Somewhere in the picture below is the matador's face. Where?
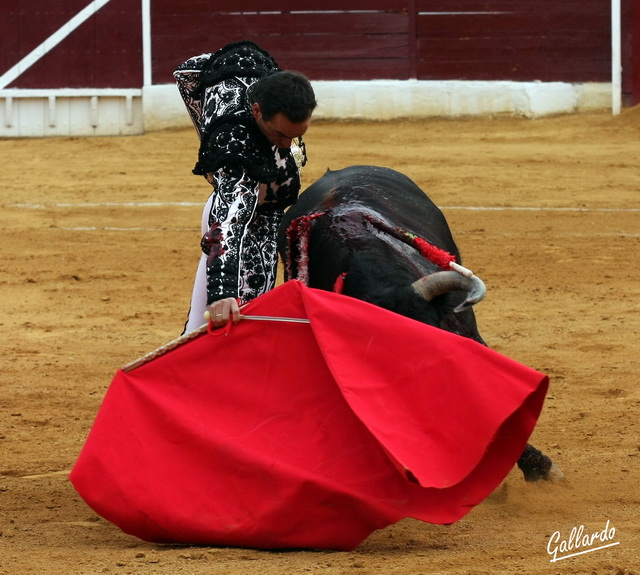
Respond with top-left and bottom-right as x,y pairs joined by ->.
252,103 -> 311,150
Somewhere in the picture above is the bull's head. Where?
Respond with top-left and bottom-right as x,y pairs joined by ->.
338,240 -> 487,343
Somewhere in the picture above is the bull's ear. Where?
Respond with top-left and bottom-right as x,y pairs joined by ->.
412,271 -> 486,311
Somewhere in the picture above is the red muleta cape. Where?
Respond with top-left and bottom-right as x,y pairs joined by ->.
69,280 -> 548,550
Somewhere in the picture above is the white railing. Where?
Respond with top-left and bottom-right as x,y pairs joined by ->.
0,89 -> 143,136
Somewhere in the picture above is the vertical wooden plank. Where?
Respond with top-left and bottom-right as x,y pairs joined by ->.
622,0 -> 640,105
1,0 -> 20,75
634,0 -> 640,104
408,0 -> 417,79
93,0 -> 142,87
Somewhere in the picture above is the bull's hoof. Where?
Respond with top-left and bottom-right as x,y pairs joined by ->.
544,463 -> 565,483
517,445 -> 564,483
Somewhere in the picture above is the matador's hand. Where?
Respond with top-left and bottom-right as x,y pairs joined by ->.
204,297 -> 241,327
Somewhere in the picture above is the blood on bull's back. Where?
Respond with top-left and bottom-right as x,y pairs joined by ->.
281,165 -> 457,253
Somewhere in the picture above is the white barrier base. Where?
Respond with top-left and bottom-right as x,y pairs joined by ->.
0,81 -> 612,137
143,80 -> 612,131
0,89 -> 143,137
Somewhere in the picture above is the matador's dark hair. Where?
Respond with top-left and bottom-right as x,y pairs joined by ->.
250,71 -> 317,123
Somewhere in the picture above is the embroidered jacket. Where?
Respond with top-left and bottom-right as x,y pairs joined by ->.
175,41 -> 307,304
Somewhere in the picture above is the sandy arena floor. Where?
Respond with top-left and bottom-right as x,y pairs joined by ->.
1,109 -> 639,574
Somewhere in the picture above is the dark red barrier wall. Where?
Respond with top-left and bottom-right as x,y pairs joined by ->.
1,0 -> 637,105
150,1 -> 413,84
622,0 -> 640,105
151,1 -> 612,84
1,0 -> 142,89
414,0 -> 611,82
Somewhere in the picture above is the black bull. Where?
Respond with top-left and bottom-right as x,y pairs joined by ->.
277,165 -> 562,482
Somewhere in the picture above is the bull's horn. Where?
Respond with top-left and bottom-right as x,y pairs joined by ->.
411,271 -> 486,312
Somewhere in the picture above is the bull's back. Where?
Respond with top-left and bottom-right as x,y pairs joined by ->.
280,165 -> 453,251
